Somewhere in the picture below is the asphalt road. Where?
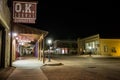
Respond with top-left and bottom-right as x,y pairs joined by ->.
41,55 -> 120,80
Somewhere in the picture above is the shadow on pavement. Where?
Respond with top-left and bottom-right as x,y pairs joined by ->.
43,63 -> 63,66
0,67 -> 16,80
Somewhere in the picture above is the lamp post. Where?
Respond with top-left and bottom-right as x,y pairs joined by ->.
89,46 -> 92,56
47,39 -> 52,62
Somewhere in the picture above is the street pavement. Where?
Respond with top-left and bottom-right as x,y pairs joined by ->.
1,55 -> 120,80
41,55 -> 120,80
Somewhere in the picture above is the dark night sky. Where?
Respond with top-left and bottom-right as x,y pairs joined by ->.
18,0 -> 120,40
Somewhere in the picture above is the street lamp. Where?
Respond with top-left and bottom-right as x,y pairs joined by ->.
47,39 -> 52,62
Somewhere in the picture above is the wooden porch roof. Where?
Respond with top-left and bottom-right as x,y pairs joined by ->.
13,23 -> 48,36
13,23 -> 48,42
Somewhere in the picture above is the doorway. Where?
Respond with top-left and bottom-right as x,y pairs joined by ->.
0,24 -> 6,68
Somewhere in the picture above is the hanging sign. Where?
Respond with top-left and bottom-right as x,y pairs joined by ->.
13,1 -> 37,23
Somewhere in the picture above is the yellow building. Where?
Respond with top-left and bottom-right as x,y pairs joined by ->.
77,34 -> 120,56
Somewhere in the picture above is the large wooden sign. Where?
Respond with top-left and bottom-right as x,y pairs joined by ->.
13,1 -> 37,23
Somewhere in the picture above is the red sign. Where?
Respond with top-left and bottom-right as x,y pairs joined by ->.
13,1 -> 37,23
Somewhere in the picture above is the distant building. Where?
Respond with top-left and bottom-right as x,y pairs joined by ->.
53,40 -> 78,54
77,34 -> 120,56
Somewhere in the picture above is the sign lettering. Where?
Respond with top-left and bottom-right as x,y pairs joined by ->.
25,4 -> 32,13
13,1 -> 37,23
15,3 -> 22,12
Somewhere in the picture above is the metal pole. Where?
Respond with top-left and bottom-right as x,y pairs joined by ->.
10,0 -> 13,67
48,45 -> 51,62
43,35 -> 45,64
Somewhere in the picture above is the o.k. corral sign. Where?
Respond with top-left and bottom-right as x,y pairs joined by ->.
13,1 -> 37,23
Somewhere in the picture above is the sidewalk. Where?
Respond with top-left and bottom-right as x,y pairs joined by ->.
0,67 -> 15,80
6,58 -> 62,80
7,68 -> 48,80
6,57 -> 48,80
78,54 -> 120,58
0,57 -> 62,80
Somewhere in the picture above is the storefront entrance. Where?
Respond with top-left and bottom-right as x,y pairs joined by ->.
0,24 -> 6,68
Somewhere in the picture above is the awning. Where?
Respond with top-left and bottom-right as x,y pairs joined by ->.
13,23 -> 48,45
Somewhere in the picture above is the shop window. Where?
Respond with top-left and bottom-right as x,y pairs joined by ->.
104,46 -> 108,52
111,47 -> 116,53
